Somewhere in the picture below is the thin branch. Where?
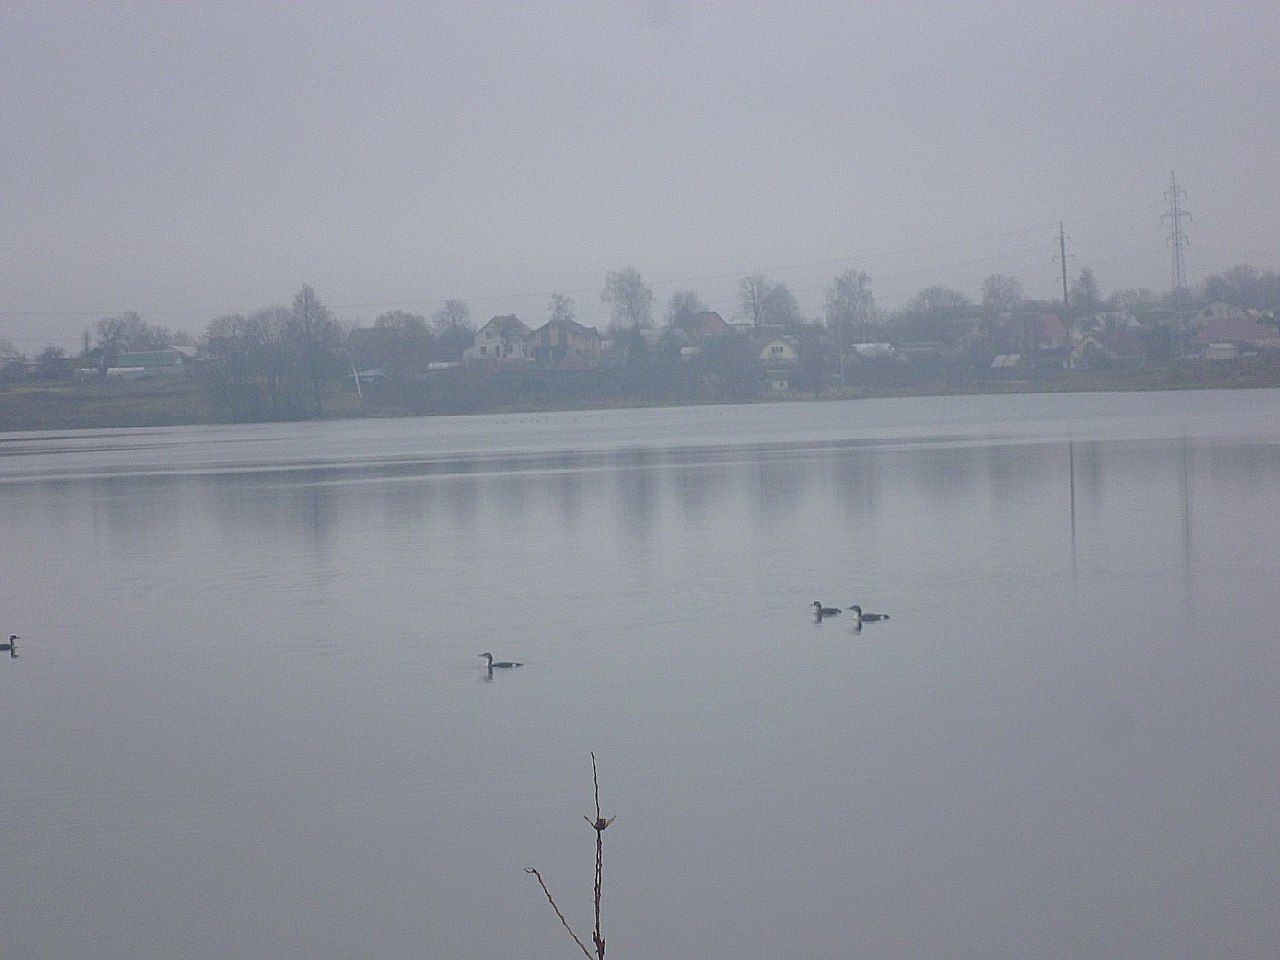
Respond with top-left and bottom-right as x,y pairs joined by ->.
592,751 -> 601,822
590,752 -> 606,960
524,868 -> 593,960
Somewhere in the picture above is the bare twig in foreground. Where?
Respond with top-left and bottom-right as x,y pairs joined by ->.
527,752 -> 616,959
524,867 -> 592,960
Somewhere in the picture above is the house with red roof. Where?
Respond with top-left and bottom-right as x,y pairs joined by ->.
1191,315 -> 1280,360
1032,313 -> 1069,350
680,311 -> 731,339
527,318 -> 604,368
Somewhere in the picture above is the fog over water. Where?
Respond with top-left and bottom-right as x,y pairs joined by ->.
2,390 -> 1278,959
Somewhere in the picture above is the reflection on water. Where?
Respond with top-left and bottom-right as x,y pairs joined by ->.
2,392 -> 1280,960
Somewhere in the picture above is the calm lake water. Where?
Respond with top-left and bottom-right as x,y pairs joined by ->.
2,391 -> 1278,960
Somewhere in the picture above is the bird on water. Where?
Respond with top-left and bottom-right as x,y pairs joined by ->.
1,635 -> 17,658
812,601 -> 841,618
848,605 -> 889,623
479,652 -> 523,669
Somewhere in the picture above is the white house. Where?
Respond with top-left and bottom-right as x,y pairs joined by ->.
851,342 -> 895,360
757,336 -> 799,365
105,349 -> 191,379
757,336 -> 800,392
465,315 -> 532,363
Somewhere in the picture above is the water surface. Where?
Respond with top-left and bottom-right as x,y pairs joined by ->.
2,391 -> 1278,959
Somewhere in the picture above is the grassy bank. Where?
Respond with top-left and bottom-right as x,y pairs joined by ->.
2,359 -> 1278,433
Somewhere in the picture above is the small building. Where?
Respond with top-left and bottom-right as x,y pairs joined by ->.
851,342 -> 895,360
757,336 -> 800,392
1070,329 -> 1149,370
465,315 -> 533,363
1031,314 -> 1070,351
345,368 -> 387,386
1191,315 -> 1280,358
677,311 -> 731,339
989,353 -> 1028,378
757,336 -> 799,365
527,319 -> 604,368
1193,302 -> 1254,327
1086,310 -> 1142,333
106,349 -> 190,379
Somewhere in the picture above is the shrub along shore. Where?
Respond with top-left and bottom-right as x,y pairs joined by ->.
2,358 -> 1277,433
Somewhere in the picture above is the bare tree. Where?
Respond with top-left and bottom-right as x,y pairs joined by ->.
289,285 -> 341,415
432,299 -> 475,360
825,269 -> 874,384
894,286 -> 971,340
548,293 -> 577,324
251,306 -> 292,413
825,269 -> 874,338
665,289 -> 707,329
739,274 -> 770,328
980,274 -> 1024,317
35,346 -> 70,380
203,314 -> 267,418
375,309 -> 429,335
762,281 -> 800,327
741,275 -> 800,328
1201,264 -> 1280,313
432,299 -> 473,337
94,312 -> 177,364
1069,268 -> 1102,316
601,267 -> 653,330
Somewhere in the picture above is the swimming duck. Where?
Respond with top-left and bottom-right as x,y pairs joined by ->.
848,605 -> 889,622
812,601 -> 841,618
479,652 -> 523,669
1,635 -> 16,658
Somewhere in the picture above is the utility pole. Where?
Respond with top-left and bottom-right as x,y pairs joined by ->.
1162,171 -> 1191,294
835,310 -> 845,391
1059,221 -> 1071,321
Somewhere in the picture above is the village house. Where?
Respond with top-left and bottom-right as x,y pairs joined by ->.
527,318 -> 604,368
757,335 -> 799,391
105,348 -> 191,379
1193,301 -> 1257,327
1191,315 -> 1280,360
465,315 -> 533,364
677,311 -> 731,339
1070,329 -> 1150,370
851,342 -> 895,360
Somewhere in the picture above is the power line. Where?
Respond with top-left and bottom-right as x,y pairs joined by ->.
1059,221 -> 1071,317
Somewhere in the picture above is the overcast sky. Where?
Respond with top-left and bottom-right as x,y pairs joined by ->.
3,0 -> 1277,350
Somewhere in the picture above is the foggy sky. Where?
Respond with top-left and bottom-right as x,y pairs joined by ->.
3,0 -> 1278,350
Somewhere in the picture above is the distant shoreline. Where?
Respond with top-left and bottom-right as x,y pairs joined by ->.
2,361 -> 1279,433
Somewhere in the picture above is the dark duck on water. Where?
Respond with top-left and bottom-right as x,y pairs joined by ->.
479,652 -> 523,669
1,635 -> 16,658
812,601 -> 841,619
848,605 -> 889,623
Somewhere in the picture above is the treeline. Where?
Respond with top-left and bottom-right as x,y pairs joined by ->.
3,262 -> 1278,423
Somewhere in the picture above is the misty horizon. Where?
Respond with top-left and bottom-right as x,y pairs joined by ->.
4,1 -> 1279,352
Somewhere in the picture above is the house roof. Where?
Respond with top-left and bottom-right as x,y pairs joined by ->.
116,349 -> 186,367
1033,314 -> 1068,340
530,318 -> 602,340
851,342 -> 894,359
1196,301 -> 1252,321
1104,329 -> 1149,359
478,315 -> 531,338
680,311 -> 730,338
1192,315 -> 1279,345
